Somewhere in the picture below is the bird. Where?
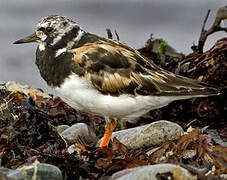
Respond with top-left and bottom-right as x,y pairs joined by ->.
14,15 -> 219,148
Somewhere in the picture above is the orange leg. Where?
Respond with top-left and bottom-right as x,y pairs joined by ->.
99,119 -> 117,148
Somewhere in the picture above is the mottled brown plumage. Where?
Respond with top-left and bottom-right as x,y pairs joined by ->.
68,40 -> 218,96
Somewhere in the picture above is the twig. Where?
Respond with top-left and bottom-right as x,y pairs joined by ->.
197,6 -> 227,54
106,28 -> 120,40
201,10 -> 211,34
114,30 -> 120,41
106,28 -> 113,39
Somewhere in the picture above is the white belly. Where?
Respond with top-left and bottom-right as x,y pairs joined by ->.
54,74 -> 181,120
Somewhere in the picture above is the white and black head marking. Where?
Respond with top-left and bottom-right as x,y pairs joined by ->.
36,15 -> 80,47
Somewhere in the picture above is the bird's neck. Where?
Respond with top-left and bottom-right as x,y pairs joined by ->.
35,46 -> 74,87
35,29 -> 103,87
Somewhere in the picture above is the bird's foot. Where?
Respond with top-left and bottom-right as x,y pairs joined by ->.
99,119 -> 117,148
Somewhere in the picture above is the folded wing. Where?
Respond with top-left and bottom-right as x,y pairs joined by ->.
68,40 -> 219,97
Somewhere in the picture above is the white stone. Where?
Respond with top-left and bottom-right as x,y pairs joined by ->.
99,120 -> 184,150
110,164 -> 197,180
61,123 -> 97,146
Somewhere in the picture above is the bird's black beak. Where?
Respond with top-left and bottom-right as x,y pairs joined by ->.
13,33 -> 39,44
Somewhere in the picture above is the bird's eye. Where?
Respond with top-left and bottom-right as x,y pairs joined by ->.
63,21 -> 68,26
46,27 -> 53,32
38,27 -> 45,32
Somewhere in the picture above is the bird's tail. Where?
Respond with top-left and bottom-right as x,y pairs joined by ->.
148,70 -> 220,97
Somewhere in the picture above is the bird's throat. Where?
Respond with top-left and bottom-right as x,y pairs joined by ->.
35,46 -> 74,87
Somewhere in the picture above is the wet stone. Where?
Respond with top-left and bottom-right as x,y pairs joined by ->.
61,123 -> 98,146
0,162 -> 62,180
111,120 -> 184,150
110,163 -> 197,180
56,125 -> 70,134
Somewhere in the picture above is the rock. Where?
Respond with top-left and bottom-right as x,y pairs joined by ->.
0,161 -> 62,180
110,163 -> 197,180
61,123 -> 98,146
0,170 -> 13,180
56,125 -> 70,134
5,81 -> 51,106
110,120 -> 183,149
0,168 -> 22,180
5,81 -> 51,100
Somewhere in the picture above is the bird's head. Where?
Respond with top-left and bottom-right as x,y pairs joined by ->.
13,15 -> 82,48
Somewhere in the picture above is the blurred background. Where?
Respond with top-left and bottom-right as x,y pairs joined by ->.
0,0 -> 226,93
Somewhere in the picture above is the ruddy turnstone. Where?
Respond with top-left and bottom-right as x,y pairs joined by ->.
14,15 -> 219,148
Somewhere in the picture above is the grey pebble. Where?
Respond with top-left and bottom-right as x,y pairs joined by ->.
110,120 -> 184,149
0,162 -> 62,180
61,123 -> 98,146
110,163 -> 197,180
56,125 -> 70,134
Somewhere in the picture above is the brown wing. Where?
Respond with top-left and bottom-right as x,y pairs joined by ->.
68,40 -> 219,96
